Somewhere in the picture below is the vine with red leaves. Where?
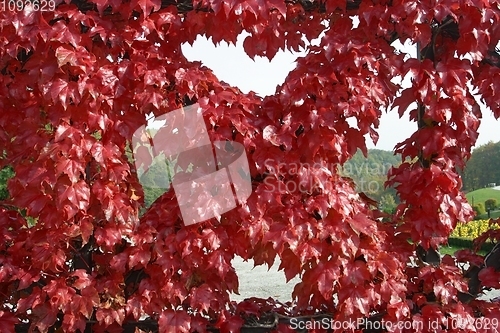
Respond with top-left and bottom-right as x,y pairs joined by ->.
1,0 -> 500,332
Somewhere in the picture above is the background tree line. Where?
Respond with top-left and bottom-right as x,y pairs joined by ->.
462,140 -> 500,191
340,149 -> 401,213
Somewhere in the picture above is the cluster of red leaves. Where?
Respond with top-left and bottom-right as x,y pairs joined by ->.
0,0 -> 500,332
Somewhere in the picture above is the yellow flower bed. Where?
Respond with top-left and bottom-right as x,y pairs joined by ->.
451,219 -> 499,239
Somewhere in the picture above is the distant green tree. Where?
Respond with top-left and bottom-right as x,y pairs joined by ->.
139,160 -> 172,210
463,141 -> 500,191
380,194 -> 397,214
473,203 -> 486,216
342,149 -> 400,203
485,198 -> 498,211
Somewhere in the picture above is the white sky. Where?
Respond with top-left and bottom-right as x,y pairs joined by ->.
182,35 -> 500,152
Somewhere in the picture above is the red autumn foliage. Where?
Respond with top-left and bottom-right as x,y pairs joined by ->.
1,0 -> 500,332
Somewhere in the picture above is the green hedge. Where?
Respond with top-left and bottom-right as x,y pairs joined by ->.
448,237 -> 495,253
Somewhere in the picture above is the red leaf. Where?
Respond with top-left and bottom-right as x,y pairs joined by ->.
94,223 -> 123,249
56,46 -> 78,68
70,270 -> 92,290
235,300 -> 261,316
56,179 -> 90,218
278,248 -> 302,282
131,0 -> 161,15
189,285 -> 213,313
10,185 -> 50,217
32,304 -> 58,332
80,217 -> 94,245
0,311 -> 18,333
110,252 -> 128,273
159,310 -> 191,333
42,78 -> 74,108
349,213 -> 377,236
56,158 -> 85,183
62,313 -> 87,333
206,251 -> 233,278
393,88 -> 416,117
338,284 -> 370,316
96,308 -> 126,327
218,314 -> 244,333
128,246 -> 151,269
454,249 -> 485,267
314,261 -> 340,300
478,267 -> 500,289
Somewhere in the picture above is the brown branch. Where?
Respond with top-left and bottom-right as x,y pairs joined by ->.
483,48 -> 500,68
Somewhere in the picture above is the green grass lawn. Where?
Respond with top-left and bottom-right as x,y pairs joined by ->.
440,237 -> 493,256
440,244 -> 489,256
440,245 -> 463,256
466,188 -> 500,207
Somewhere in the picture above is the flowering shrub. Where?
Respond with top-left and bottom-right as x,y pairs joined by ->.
452,219 -> 500,240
